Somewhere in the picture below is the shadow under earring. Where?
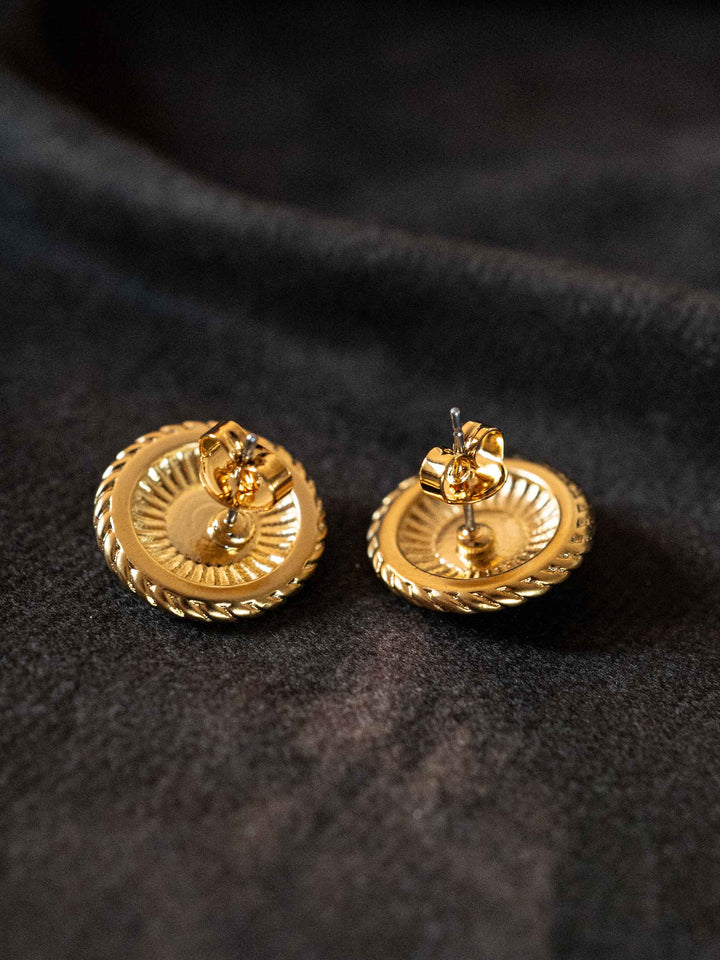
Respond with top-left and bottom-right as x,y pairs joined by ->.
367,407 -> 593,612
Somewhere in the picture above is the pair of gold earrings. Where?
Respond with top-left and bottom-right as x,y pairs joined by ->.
93,410 -> 593,621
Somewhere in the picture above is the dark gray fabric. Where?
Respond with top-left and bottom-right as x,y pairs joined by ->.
2,4 -> 720,959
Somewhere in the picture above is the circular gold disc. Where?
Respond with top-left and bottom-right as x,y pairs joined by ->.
367,458 -> 593,612
94,421 -> 326,621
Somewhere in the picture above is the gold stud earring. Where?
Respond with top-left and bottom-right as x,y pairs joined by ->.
367,407 -> 593,612
94,420 -> 325,621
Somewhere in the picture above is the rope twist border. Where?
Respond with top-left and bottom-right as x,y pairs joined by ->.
367,473 -> 593,613
93,421 -> 326,621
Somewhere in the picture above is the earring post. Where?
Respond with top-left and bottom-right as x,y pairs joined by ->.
223,432 -> 258,530
242,432 -> 258,463
450,406 -> 477,533
450,406 -> 464,455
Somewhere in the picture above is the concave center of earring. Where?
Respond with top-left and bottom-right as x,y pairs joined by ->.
162,487 -> 258,565
207,509 -> 255,551
456,521 -> 496,564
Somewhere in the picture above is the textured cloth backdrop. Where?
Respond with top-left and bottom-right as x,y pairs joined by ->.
2,4 -> 720,959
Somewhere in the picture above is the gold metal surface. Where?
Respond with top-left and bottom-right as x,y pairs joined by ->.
368,410 -> 593,612
199,420 -> 293,512
93,421 -> 325,621
420,421 -> 506,504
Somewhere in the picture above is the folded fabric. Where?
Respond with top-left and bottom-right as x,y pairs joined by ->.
2,5 -> 719,959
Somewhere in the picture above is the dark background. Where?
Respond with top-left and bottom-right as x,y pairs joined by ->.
1,3 -> 720,958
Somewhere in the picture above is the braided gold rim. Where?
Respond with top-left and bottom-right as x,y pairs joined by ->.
93,421 -> 326,621
367,469 -> 593,613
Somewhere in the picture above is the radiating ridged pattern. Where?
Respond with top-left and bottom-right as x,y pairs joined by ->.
130,443 -> 298,585
93,422 -> 326,621
397,472 -> 561,580
367,468 -> 593,613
